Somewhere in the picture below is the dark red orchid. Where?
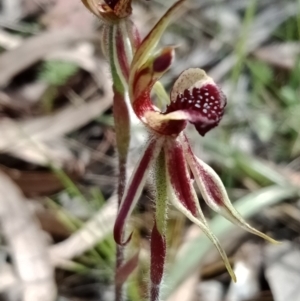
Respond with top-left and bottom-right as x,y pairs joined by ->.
112,1 -> 277,300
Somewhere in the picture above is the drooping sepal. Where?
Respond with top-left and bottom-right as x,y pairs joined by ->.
165,68 -> 227,136
165,139 -> 198,216
113,137 -> 164,245
182,135 -> 278,244
165,137 -> 236,282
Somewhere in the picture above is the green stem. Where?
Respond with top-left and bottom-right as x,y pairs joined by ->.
107,21 -> 133,301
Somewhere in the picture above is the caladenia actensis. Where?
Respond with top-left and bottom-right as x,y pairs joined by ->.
82,1 -> 279,301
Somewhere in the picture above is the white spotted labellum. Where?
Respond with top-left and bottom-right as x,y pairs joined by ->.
113,1 -> 277,300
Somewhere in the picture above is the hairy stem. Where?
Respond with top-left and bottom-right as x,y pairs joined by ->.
107,21 -> 134,301
150,150 -> 168,301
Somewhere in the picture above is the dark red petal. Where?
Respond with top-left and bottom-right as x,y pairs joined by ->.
166,140 -> 197,216
183,135 -> 224,206
114,139 -> 161,246
165,84 -> 227,136
150,222 -> 166,301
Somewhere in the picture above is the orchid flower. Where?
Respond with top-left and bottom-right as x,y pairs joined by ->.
113,1 -> 277,300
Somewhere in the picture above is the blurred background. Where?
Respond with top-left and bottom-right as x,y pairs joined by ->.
0,0 -> 300,300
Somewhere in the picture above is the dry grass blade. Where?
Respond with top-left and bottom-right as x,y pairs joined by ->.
0,95 -> 112,166
0,28 -> 95,87
168,225 -> 202,301
0,171 -> 56,301
0,0 -> 22,22
254,42 -> 300,69
50,195 -> 118,264
0,29 -> 22,49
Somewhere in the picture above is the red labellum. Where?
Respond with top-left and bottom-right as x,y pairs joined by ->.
165,83 -> 227,136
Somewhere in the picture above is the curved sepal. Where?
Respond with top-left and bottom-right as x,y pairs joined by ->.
130,0 -> 185,86
132,46 -> 175,101
182,135 -> 278,244
113,137 -> 164,245
165,138 -> 236,282
131,47 -> 175,126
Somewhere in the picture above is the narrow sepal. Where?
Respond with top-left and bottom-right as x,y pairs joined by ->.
132,46 -> 175,101
126,20 -> 141,51
130,47 -> 176,133
165,137 -> 236,282
114,23 -> 131,82
166,172 -> 236,281
130,0 -> 185,83
165,138 -> 198,216
113,137 -> 164,245
150,222 -> 166,301
183,135 -> 278,244
113,89 -> 130,162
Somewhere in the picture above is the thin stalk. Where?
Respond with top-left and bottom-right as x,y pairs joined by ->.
107,21 -> 134,301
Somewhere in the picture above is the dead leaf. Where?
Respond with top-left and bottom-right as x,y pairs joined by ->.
0,94 -> 112,166
50,195 -> 117,265
0,28 -> 95,87
0,164 -> 83,196
254,42 -> 300,70
41,0 -> 95,32
0,170 -> 56,301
